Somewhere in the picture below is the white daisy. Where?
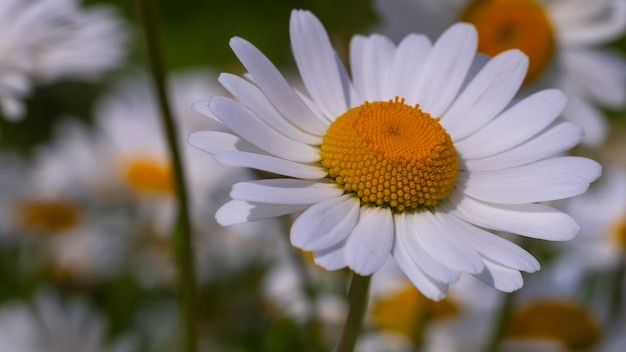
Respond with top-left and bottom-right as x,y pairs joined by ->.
188,10 -> 601,300
561,168 -> 626,270
0,0 -> 127,120
0,292 -> 133,352
374,0 -> 626,146
92,69 -> 281,286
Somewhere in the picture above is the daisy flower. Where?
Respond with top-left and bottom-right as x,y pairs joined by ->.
374,0 -> 626,146
0,0 -> 127,120
188,10 -> 600,300
0,291 -> 134,352
561,168 -> 626,271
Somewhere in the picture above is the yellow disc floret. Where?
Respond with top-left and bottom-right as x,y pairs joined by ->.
123,157 -> 173,194
320,97 -> 458,212
461,0 -> 555,83
17,199 -> 80,233
507,300 -> 601,350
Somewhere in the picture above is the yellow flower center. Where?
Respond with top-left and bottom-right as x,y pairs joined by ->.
320,98 -> 458,212
507,300 -> 601,350
461,0 -> 555,83
609,218 -> 626,250
123,157 -> 173,194
372,282 -> 458,338
17,199 -> 80,233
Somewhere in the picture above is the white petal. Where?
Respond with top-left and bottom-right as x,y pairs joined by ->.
216,200 -> 309,226
563,50 -> 626,108
459,157 -> 601,204
395,213 -> 460,283
463,122 -> 583,171
191,100 -> 219,121
473,259 -> 523,292
291,195 -> 359,251
562,94 -> 608,147
442,50 -> 528,140
230,37 -> 328,135
346,207 -> 394,275
188,131 -> 260,155
411,23 -> 477,117
349,34 -> 396,102
391,234 -> 449,301
436,211 -> 539,273
558,1 -> 626,46
214,151 -> 327,179
386,34 -> 432,104
230,179 -> 343,205
314,239 -> 348,270
413,210 -> 484,274
290,10 -> 348,119
446,191 -> 580,241
218,73 -> 322,145
209,96 -> 320,163
455,89 -> 567,159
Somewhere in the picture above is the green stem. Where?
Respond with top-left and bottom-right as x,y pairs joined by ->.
336,273 -> 371,352
135,1 -> 197,351
280,217 -> 326,352
485,291 -> 515,352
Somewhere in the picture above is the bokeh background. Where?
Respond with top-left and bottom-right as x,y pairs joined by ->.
0,0 -> 625,351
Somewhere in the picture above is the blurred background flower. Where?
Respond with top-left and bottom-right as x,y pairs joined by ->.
0,1 -> 624,351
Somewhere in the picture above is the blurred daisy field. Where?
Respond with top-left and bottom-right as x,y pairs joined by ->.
0,1 -> 625,352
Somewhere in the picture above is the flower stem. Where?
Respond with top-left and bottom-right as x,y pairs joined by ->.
336,273 -> 371,352
485,291 -> 515,352
135,1 -> 197,351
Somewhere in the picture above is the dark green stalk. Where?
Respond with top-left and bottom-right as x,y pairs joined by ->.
336,273 -> 372,352
135,1 -> 197,351
485,291 -> 516,352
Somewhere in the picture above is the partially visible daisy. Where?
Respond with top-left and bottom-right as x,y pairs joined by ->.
374,0 -> 626,146
92,69 -> 280,286
189,10 -> 600,300
0,0 -> 127,120
0,291 -> 133,352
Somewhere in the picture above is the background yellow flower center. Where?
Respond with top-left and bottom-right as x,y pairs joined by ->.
320,98 -> 458,212
461,0 -> 555,83
372,283 -> 458,338
507,301 -> 600,350
609,218 -> 626,250
17,199 -> 80,233
123,157 -> 173,194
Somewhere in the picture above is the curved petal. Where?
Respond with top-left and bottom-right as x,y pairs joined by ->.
473,259 -> 523,292
346,207 -> 394,275
410,23 -> 477,117
436,211 -> 539,272
463,122 -> 583,171
558,1 -> 626,46
442,50 -> 528,140
291,195 -> 359,251
216,200 -> 309,226
230,179 -> 343,204
313,239 -> 348,271
395,213 -> 460,283
391,234 -> 449,301
413,210 -> 484,274
191,100 -> 219,121
187,131 -> 262,155
562,93 -> 608,147
218,73 -> 322,145
387,34 -> 432,104
230,37 -> 328,135
214,151 -> 327,179
445,191 -> 580,241
209,96 -> 321,163
455,89 -> 567,159
290,10 -> 349,119
459,157 -> 601,204
349,34 -> 396,102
